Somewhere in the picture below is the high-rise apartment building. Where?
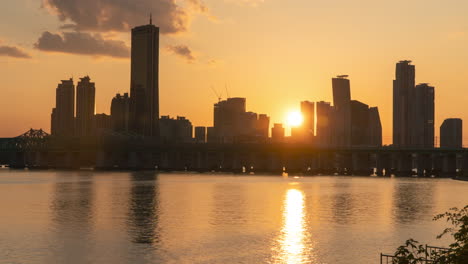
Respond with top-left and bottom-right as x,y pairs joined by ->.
76,76 -> 95,137
195,126 -> 207,143
159,116 -> 193,143
129,20 -> 159,138
111,93 -> 130,132
51,78 -> 75,136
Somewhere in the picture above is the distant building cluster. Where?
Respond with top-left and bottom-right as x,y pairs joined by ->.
48,19 -> 463,148
265,75 -> 382,147
393,60 -> 463,149
205,97 -> 270,143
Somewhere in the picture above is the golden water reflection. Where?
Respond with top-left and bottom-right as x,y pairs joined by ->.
274,188 -> 309,264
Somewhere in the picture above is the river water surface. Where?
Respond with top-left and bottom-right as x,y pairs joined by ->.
1,170 -> 467,263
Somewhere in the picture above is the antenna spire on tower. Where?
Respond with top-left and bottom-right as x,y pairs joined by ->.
150,13 -> 153,25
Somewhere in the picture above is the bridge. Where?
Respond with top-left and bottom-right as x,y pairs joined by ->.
1,129 -> 468,177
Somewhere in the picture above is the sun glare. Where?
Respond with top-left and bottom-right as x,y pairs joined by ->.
286,111 -> 304,127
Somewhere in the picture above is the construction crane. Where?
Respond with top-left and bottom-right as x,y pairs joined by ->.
211,86 -> 222,102
225,83 -> 230,99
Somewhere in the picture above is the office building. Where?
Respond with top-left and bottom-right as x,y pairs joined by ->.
332,75 -> 351,147
368,107 -> 382,147
393,60 -> 415,147
129,19 -> 159,137
301,101 -> 315,142
350,100 -> 369,146
412,83 -> 435,148
257,114 -> 270,139
440,118 -> 463,148
76,76 -> 95,137
316,101 -> 333,147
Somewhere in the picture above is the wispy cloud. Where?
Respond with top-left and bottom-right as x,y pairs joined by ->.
166,44 -> 196,63
0,45 -> 31,58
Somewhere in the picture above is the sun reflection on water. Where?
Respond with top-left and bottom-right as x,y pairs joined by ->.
274,188 -> 308,264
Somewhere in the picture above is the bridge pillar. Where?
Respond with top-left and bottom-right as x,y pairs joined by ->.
441,153 -> 457,177
393,152 -> 412,176
10,152 -> 26,169
462,152 -> 468,178
352,152 -> 370,175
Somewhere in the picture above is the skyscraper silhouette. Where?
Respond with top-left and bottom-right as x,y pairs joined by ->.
51,78 -> 75,136
316,101 -> 332,147
440,118 -> 463,148
111,93 -> 130,132
332,75 -> 351,147
301,101 -> 315,142
393,60 -> 415,147
412,83 -> 435,148
368,107 -> 382,147
129,19 -> 160,138
76,76 -> 96,137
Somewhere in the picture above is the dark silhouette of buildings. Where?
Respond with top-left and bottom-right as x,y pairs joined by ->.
111,93 -> 130,132
316,101 -> 333,147
129,20 -> 159,138
392,61 -> 435,148
332,75 -> 352,147
195,126 -> 206,143
272,123 -> 285,143
212,97 -> 269,143
51,78 -> 75,136
300,101 -> 315,143
349,101 -> 383,147
440,118 -> 463,148
159,116 -> 192,143
393,60 -> 416,147
207,127 -> 216,143
368,107 -> 383,147
94,113 -> 112,136
76,76 -> 96,137
257,114 -> 270,139
350,100 -> 369,146
413,83 -> 435,148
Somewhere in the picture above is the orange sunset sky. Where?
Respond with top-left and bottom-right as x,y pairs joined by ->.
1,0 -> 468,145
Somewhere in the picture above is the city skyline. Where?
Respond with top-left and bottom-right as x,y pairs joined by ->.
2,1 -> 468,146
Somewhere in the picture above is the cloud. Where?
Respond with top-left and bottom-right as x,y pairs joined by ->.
0,45 -> 31,58
186,0 -> 209,14
166,45 -> 196,63
42,0 -> 193,34
225,0 -> 265,6
35,31 -> 129,58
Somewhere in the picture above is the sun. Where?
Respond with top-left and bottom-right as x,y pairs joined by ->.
286,111 -> 304,127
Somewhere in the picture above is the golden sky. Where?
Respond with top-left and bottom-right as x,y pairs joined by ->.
1,0 -> 468,145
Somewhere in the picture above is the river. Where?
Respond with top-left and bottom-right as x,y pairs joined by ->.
1,169 -> 467,263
